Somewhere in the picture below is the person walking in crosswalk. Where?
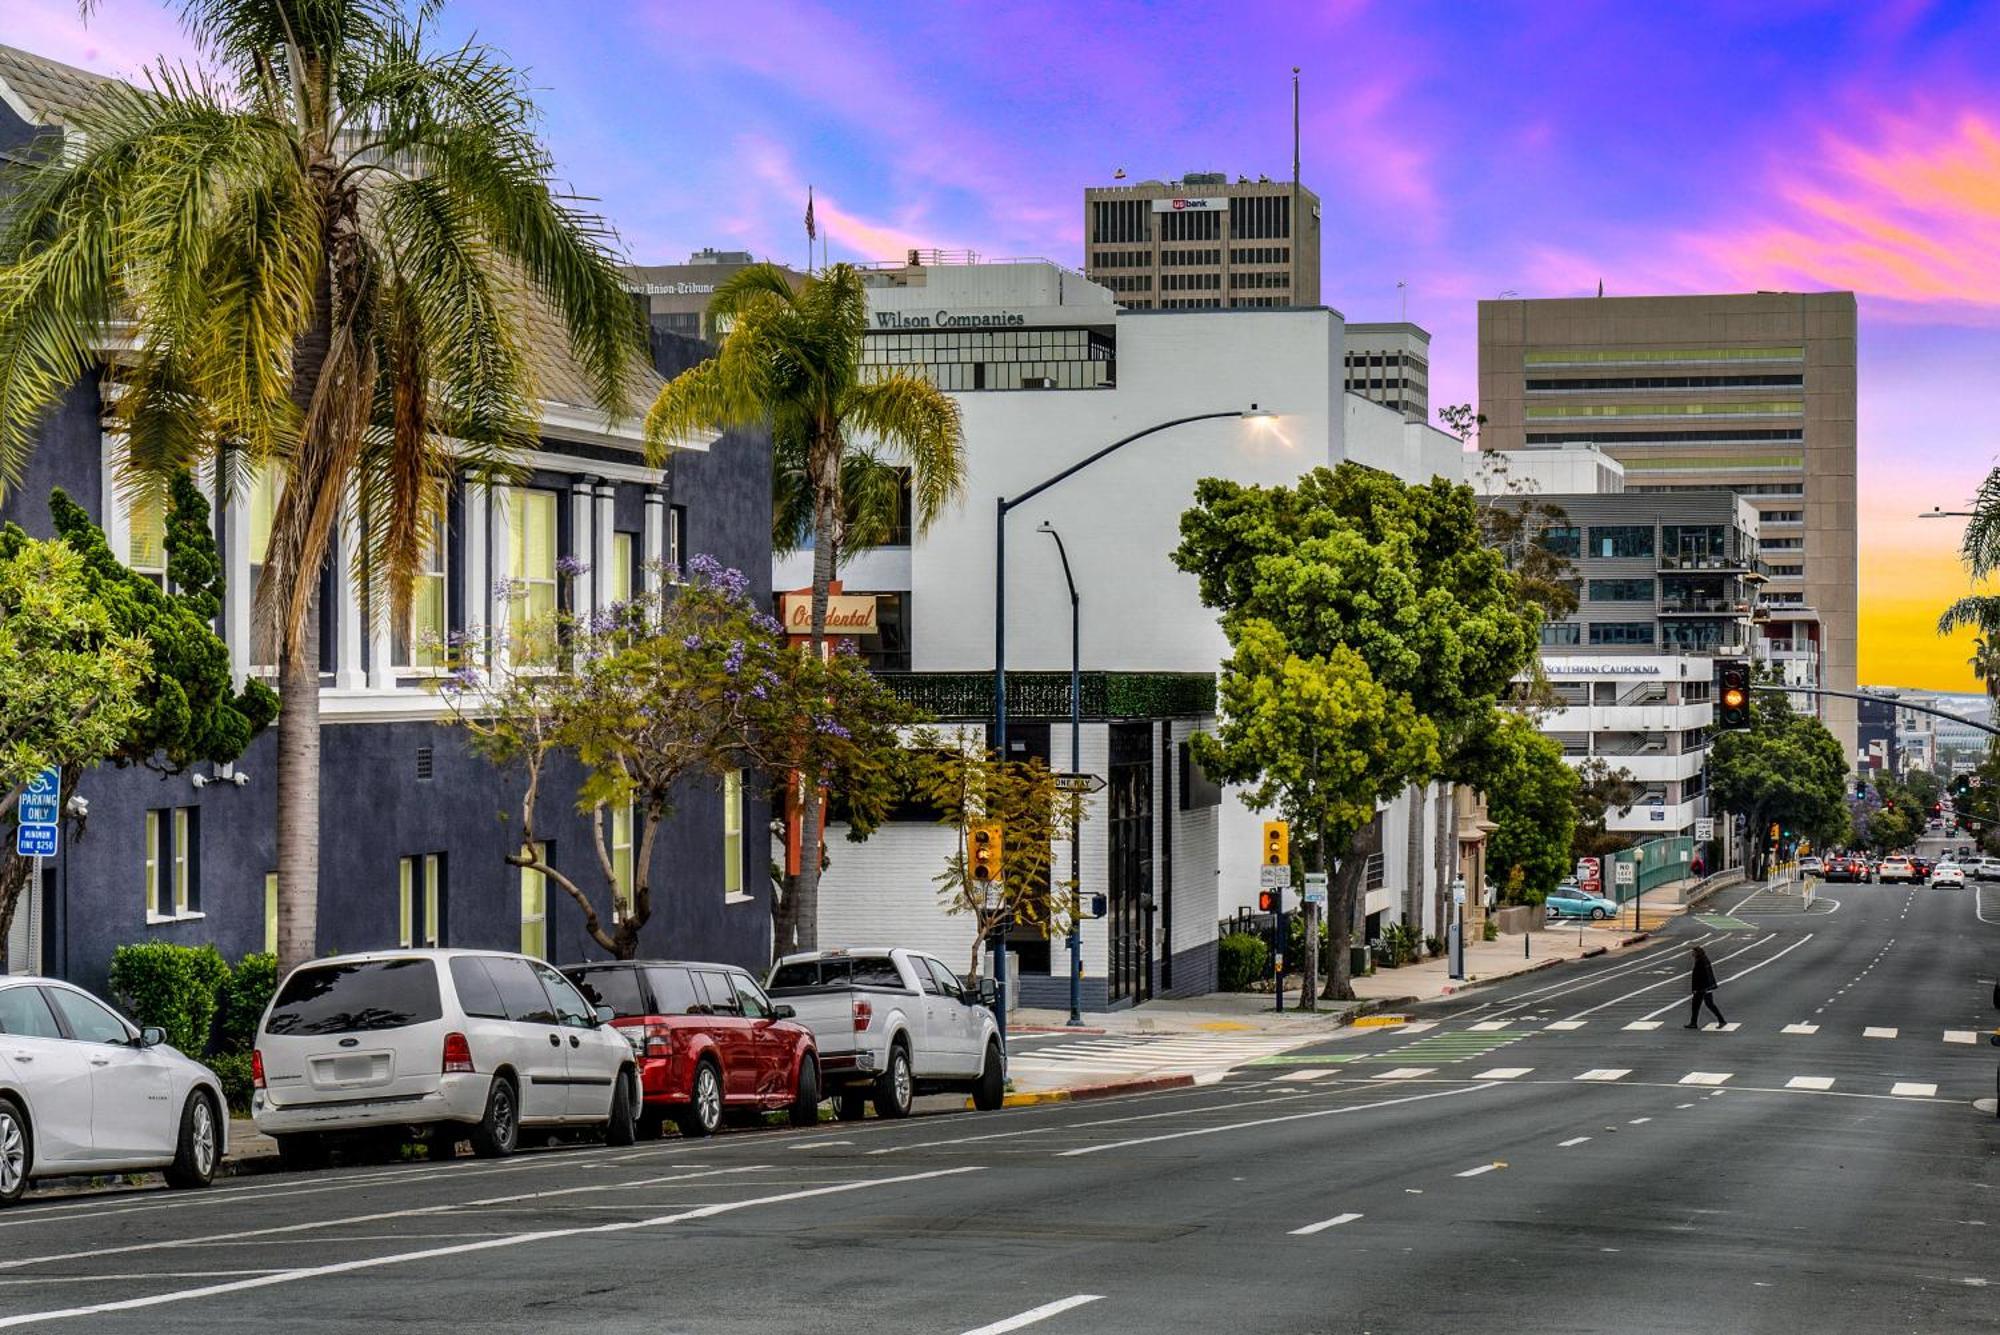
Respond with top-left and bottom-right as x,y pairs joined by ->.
1685,945 -> 1727,1029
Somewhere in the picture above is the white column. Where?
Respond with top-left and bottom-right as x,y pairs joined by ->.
642,488 -> 666,594
221,462 -> 252,688
593,483 -> 616,611
466,480 -> 495,672
333,494 -> 366,690
568,480 -> 596,617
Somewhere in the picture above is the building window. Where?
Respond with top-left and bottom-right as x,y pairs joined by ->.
668,505 -> 687,578
1588,622 -> 1656,646
1539,526 -> 1582,559
399,853 -> 445,948
506,488 -> 558,663
1760,536 -> 1804,550
128,488 -> 167,586
264,872 -> 278,954
145,807 -> 198,918
1768,563 -> 1804,577
1588,578 -> 1656,602
607,532 -> 635,606
389,491 -> 449,670
610,804 -> 635,921
722,770 -> 744,899
1589,526 -> 1654,559
1540,622 -> 1582,646
520,842 -> 549,958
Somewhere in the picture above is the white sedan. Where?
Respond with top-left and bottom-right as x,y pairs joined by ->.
0,976 -> 226,1205
1931,862 -> 1967,889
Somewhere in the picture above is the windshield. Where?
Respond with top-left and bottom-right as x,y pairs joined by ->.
266,959 -> 444,1036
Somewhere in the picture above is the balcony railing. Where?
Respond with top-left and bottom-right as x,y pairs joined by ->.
1659,596 -> 1747,615
1659,552 -> 1765,575
875,671 -> 1217,721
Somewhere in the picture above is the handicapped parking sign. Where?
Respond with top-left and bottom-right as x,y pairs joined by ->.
15,766 -> 59,858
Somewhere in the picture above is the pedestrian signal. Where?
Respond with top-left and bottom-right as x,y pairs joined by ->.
1257,889 -> 1278,913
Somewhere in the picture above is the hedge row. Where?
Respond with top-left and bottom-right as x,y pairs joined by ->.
107,943 -> 278,1113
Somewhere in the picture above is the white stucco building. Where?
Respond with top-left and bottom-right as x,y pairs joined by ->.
778,257 -> 1468,1007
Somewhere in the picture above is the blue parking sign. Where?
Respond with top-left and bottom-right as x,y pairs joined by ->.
16,824 -> 56,858
16,766 -> 59,857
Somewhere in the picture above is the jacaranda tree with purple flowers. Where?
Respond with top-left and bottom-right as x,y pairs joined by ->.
440,556 -> 912,960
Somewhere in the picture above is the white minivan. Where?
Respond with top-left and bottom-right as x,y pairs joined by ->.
252,950 -> 639,1166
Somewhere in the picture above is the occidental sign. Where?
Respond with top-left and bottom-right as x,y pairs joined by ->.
780,593 -> 879,635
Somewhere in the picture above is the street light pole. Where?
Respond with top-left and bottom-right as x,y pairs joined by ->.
1039,521 -> 1084,1027
991,407 -> 1275,1051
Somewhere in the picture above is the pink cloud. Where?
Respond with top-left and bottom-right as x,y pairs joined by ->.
9,1 -> 199,79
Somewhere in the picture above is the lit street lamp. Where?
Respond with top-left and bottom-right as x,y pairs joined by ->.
1917,507 -> 1977,518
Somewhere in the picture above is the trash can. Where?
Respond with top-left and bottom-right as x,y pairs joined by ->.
1351,944 -> 1370,977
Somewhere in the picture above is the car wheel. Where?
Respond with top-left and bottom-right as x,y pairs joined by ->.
605,1070 -> 638,1148
972,1042 -> 1005,1112
468,1076 -> 519,1159
835,1089 -> 869,1122
163,1091 -> 219,1190
275,1132 -> 327,1172
1590,907 -> 1608,920
675,1061 -> 723,1138
789,1055 -> 821,1128
874,1043 -> 914,1120
0,1095 -> 30,1207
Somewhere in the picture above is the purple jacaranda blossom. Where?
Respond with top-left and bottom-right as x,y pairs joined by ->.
722,640 -> 744,675
682,633 -> 703,651
439,664 -> 482,695
749,683 -> 769,700
751,611 -> 783,635
492,576 -> 525,599
815,717 -> 853,740
556,554 -> 591,577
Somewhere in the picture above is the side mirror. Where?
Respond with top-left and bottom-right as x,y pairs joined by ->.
977,978 -> 999,1007
771,1003 -> 796,1021
138,1026 -> 166,1049
594,1005 -> 615,1026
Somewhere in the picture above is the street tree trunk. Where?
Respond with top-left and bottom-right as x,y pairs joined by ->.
786,430 -> 842,957
275,602 -> 319,975
1321,820 -> 1382,1003
0,854 -> 31,966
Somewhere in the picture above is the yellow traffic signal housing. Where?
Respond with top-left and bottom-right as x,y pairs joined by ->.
1263,820 -> 1290,867
969,824 -> 1004,885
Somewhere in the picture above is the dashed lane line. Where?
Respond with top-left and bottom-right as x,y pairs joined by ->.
1289,1212 -> 1363,1236
1558,1136 -> 1592,1147
1944,1031 -> 1979,1045
1455,1163 -> 1502,1178
960,1295 -> 1105,1335
1056,1084 -> 1492,1158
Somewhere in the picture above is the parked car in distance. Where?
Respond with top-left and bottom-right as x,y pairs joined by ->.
1546,884 -> 1621,920
1876,855 -> 1919,884
1798,856 -> 1824,876
1930,862 -> 1967,889
1975,857 -> 2000,882
563,961 -> 818,1139
252,950 -> 639,1167
767,948 -> 1004,1119
0,976 -> 226,1205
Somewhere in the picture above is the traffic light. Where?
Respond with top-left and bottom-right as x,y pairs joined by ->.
1257,889 -> 1279,913
1856,778 -> 1869,799
969,824 -> 1003,886
1715,659 -> 1751,729
1262,820 -> 1290,868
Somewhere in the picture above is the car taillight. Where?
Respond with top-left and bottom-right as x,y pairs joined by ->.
251,1048 -> 266,1090
853,998 -> 873,1032
641,1022 -> 674,1058
442,1032 -> 475,1074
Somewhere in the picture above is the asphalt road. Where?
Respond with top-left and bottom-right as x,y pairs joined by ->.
1,873 -> 1995,1334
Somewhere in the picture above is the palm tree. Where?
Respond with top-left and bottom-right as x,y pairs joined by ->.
0,1 -> 643,972
645,262 -> 964,953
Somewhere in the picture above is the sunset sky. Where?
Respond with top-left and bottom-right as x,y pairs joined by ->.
15,0 -> 2000,691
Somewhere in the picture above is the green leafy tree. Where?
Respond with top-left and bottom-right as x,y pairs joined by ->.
1709,690 -> 1849,878
444,555 -> 912,960
1175,464 -> 1539,1000
1572,756 -> 1642,858
1859,801 -> 1917,854
909,727 -> 1086,981
1460,711 -> 1577,905
0,536 -> 150,946
644,262 -> 966,955
0,0 -> 645,973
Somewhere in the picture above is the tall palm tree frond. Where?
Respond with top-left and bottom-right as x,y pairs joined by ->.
1937,594 -> 2000,637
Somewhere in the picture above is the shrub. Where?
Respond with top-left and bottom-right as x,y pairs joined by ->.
107,942 -> 230,1055
1425,935 -> 1444,959
1217,932 -> 1269,991
208,1051 -> 255,1115
219,952 -> 278,1053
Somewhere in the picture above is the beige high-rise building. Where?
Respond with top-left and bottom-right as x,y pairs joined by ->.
1477,291 -> 1858,755
1083,173 -> 1320,311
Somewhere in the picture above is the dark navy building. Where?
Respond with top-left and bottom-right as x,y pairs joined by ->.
0,44 -> 774,990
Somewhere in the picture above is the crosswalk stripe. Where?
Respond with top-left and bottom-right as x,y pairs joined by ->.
1575,1069 -> 1629,1082
1370,1067 -> 1437,1080
1276,1069 -> 1338,1083
1396,1022 -> 1439,1034
1624,1021 -> 1662,1031
1864,1027 -> 1898,1039
1544,1021 -> 1587,1031
1944,1030 -> 1978,1045
1891,1081 -> 1938,1097
1680,1071 -> 1732,1085
1787,1076 -> 1834,1090
1473,1067 -> 1533,1080
1466,1021 -> 1510,1032
1782,1023 -> 1818,1034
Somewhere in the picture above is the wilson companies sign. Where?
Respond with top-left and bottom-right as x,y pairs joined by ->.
873,309 -> 1030,330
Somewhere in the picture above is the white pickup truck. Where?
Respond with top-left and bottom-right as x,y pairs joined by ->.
765,948 -> 1005,1118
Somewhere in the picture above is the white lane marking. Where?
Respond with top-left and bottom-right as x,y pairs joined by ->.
1455,1163 -> 1501,1178
960,1295 -> 1105,1334
1892,1082 -> 1939,1098
1277,1069 -> 1338,1083
1624,1021 -> 1662,1031
1782,1023 -> 1819,1034
1558,1136 -> 1592,1147
1571,934 -> 1778,1021
1288,1212 -> 1363,1236
1635,933 -> 1816,1021
1466,1021 -> 1510,1032
1575,1069 -> 1630,1082
1788,1077 -> 1835,1090
1396,1022 -> 1439,1034
0,1166 -> 768,1274
1473,1068 -> 1533,1080
787,1141 -> 854,1151
1544,1020 -> 1587,1031
1680,1072 -> 1732,1086
1677,1102 -> 1697,1108
1481,935 -> 1720,1017
1629,1117 -> 1653,1125
1864,1027 -> 1899,1039
1944,1031 -> 1978,1045
1370,1067 -> 1438,1081
0,1167 -> 985,1329
1714,1022 -> 1742,1032
867,1089 -> 1310,1156
1979,886 -> 1999,924
1058,1084 -> 1489,1158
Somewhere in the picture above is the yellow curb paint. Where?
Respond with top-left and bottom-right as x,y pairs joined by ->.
1352,1015 -> 1410,1028
969,1090 -> 1075,1110
1195,1020 -> 1256,1033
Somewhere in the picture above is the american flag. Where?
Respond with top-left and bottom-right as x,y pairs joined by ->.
805,187 -> 816,242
